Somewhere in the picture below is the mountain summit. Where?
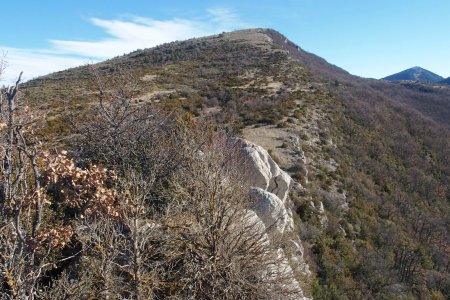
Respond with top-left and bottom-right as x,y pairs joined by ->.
382,66 -> 444,82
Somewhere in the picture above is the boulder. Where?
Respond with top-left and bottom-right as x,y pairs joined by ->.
239,139 -> 292,202
269,171 -> 292,204
249,187 -> 294,235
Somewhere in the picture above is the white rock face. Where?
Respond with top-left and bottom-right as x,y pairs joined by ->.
250,187 -> 294,235
287,239 -> 311,275
249,187 -> 294,236
238,139 -> 310,299
265,248 -> 305,299
239,139 -> 292,202
245,205 -> 308,299
269,171 -> 292,204
243,209 -> 270,246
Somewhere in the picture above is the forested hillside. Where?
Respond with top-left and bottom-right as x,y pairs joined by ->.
2,28 -> 449,299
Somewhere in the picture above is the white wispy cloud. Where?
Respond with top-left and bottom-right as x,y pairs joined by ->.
207,7 -> 240,27
0,48 -> 91,84
1,8 -> 245,84
49,17 -> 211,58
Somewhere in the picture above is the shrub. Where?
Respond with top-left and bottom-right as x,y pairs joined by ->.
292,172 -> 306,184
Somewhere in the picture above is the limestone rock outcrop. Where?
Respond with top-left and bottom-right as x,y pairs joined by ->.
238,139 -> 311,298
239,139 -> 292,202
249,187 -> 294,236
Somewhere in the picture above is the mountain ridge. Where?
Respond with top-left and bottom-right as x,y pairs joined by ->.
16,28 -> 450,300
24,28 -> 450,127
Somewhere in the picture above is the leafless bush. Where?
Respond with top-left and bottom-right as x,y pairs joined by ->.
152,124 -> 303,299
74,66 -> 183,185
0,72 -> 72,300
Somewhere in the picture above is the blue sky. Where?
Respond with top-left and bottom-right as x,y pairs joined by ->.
1,0 -> 449,83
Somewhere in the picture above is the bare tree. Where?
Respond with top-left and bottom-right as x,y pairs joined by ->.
75,66 -> 183,184
38,169 -> 166,300
0,69 -> 79,300
0,70 -> 59,299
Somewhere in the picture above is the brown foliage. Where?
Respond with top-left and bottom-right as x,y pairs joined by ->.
44,152 -> 119,218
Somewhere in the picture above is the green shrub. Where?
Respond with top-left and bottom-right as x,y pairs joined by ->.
292,172 -> 306,184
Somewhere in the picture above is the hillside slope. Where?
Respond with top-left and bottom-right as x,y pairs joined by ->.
22,28 -> 450,299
